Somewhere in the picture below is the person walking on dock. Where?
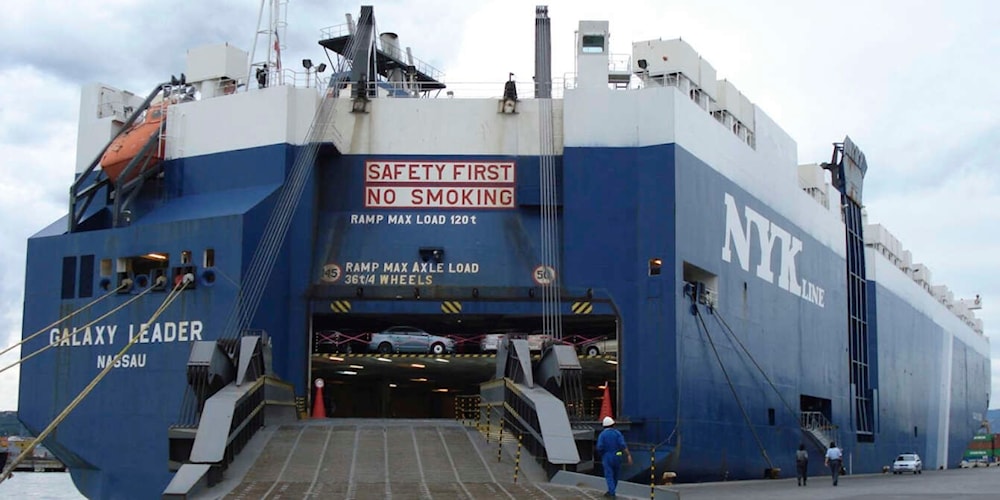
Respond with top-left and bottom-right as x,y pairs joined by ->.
795,443 -> 809,486
824,442 -> 843,486
596,417 -> 632,498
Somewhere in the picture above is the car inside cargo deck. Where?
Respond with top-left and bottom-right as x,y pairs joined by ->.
309,313 -> 620,418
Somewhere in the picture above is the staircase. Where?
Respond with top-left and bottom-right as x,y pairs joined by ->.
800,411 -> 838,449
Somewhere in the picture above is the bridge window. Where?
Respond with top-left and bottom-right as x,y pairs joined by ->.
204,248 -> 215,268
768,408 -> 775,426
582,35 -> 604,53
100,258 -> 112,277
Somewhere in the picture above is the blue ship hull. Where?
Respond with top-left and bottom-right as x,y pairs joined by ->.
17,15 -> 988,499
19,142 -> 989,498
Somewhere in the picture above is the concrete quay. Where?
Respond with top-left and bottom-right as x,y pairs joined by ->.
662,466 -> 1000,499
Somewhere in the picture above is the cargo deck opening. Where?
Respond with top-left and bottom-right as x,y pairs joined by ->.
309,313 -> 619,418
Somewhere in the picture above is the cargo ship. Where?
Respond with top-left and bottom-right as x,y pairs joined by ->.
15,4 -> 989,499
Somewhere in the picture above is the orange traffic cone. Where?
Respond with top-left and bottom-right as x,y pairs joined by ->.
599,382 -> 613,422
312,378 -> 327,418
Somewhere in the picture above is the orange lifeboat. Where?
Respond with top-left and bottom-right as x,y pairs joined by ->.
100,100 -> 169,184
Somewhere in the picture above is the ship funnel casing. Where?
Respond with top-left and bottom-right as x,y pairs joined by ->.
379,32 -> 408,84
379,32 -> 403,60
534,5 -> 552,98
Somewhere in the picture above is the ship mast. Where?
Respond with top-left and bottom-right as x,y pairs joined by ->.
247,0 -> 288,89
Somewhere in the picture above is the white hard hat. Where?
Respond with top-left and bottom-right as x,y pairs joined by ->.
602,416 -> 615,427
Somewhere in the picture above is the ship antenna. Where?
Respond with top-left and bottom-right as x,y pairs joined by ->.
247,0 -> 288,89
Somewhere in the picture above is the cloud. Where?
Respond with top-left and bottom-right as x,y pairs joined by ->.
0,68 -> 78,383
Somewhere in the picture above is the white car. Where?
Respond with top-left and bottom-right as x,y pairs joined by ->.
526,333 -> 553,352
480,331 -> 550,353
479,332 -> 508,353
892,453 -> 922,474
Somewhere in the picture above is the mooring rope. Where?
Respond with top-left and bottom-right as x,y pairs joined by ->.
0,274 -> 192,483
693,305 -> 774,471
0,282 -> 127,358
0,281 -> 156,376
712,308 -> 801,424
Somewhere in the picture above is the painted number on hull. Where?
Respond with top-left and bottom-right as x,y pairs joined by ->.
349,213 -> 478,225
344,274 -> 376,285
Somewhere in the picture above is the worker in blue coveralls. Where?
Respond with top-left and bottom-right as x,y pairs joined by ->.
596,416 -> 632,498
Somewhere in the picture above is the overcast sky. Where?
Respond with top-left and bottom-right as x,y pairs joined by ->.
0,0 -> 997,412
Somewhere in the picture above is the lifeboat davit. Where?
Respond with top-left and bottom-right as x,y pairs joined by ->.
100,100 -> 168,184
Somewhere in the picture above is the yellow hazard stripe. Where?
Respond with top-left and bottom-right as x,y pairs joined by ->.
329,300 -> 351,313
571,301 -> 593,314
441,301 -> 462,314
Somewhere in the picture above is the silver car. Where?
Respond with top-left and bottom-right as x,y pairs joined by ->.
368,326 -> 455,354
580,337 -> 618,356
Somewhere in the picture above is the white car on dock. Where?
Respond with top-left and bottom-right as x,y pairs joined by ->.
892,453 -> 922,474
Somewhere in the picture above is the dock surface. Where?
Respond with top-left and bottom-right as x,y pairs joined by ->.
666,465 -> 1000,499
197,418 -> 1000,499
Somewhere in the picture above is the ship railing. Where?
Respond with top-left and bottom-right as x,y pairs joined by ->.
319,23 -> 445,82
243,66 -> 334,94
561,52 -> 640,92
800,411 -> 839,448
319,23 -> 352,40
326,79 -> 569,100
275,67 -> 332,91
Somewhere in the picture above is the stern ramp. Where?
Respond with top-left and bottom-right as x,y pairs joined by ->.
197,419 -> 613,499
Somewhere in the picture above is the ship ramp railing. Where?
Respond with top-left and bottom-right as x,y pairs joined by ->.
163,334 -> 297,499
479,377 -> 581,477
478,338 -> 582,477
800,411 -> 839,450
